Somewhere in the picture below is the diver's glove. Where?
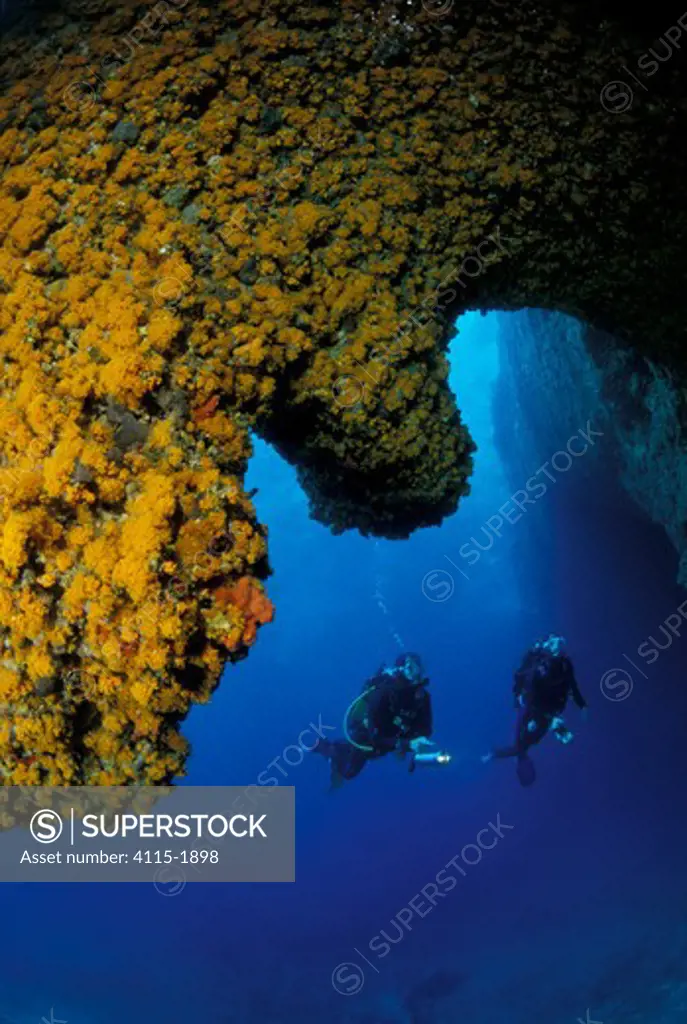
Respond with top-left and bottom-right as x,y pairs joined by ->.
550,717 -> 574,744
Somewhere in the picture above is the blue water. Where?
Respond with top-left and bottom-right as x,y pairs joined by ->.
4,311 -> 687,1024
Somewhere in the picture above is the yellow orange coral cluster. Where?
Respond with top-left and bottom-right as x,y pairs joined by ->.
211,577 -> 275,652
0,0 -> 684,782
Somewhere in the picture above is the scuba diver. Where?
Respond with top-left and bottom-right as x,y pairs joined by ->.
313,653 -> 451,789
482,634 -> 587,786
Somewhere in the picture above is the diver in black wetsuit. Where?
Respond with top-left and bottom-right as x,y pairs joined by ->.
313,653 -> 448,788
483,634 -> 587,786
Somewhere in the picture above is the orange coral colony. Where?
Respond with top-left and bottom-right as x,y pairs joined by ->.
0,0 -> 684,783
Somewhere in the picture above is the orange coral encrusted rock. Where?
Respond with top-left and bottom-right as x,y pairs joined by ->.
212,577 -> 275,651
0,0 -> 686,782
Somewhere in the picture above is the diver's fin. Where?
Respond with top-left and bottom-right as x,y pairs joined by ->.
516,754 -> 536,787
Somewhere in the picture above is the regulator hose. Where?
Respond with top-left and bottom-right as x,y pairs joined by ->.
342,689 -> 375,752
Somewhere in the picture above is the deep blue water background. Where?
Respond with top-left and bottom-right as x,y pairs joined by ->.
3,311 -> 687,1024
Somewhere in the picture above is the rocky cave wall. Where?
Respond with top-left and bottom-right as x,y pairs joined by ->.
494,309 -> 687,590
0,0 -> 685,786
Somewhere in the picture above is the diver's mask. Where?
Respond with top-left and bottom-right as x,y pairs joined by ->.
396,652 -> 427,686
538,634 -> 567,657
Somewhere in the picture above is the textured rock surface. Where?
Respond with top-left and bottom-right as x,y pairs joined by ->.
0,0 -> 685,783
495,309 -> 687,588
588,329 -> 687,589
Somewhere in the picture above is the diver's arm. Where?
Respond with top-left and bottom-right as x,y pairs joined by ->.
409,736 -> 438,753
513,651 -> 533,706
566,659 -> 587,709
366,683 -> 401,752
415,689 -> 433,738
513,672 -> 527,707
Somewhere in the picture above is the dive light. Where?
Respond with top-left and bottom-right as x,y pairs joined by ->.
412,750 -> 452,766
407,745 -> 452,772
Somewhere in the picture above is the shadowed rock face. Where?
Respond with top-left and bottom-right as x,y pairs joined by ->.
496,310 -> 687,590
0,0 -> 685,784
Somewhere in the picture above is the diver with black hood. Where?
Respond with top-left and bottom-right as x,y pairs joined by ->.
482,633 -> 587,785
313,653 -> 451,789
